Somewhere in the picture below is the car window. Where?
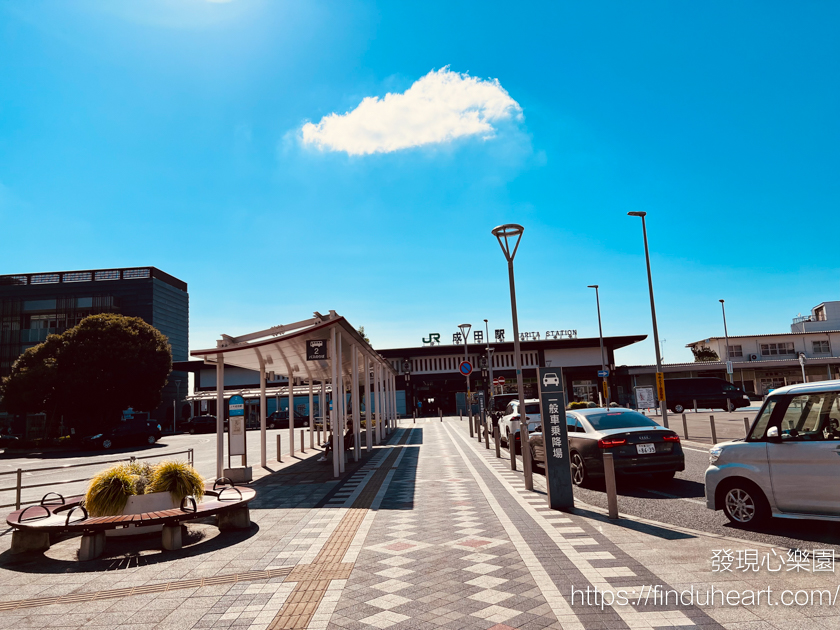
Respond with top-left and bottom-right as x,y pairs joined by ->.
747,400 -> 776,440
583,411 -> 660,430
575,418 -> 585,433
778,392 -> 840,441
505,403 -> 513,415
524,404 -> 541,415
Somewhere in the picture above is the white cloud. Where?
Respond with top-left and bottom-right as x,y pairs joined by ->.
301,68 -> 523,155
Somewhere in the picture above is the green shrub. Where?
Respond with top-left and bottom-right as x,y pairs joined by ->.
567,401 -> 588,410
146,460 -> 204,503
85,463 -> 137,516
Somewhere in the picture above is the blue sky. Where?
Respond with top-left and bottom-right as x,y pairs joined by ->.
1,0 -> 838,365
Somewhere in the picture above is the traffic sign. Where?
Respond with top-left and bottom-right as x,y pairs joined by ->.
655,372 -> 666,402
459,361 -> 473,376
597,370 -> 609,378
497,376 -> 505,385
229,395 -> 245,417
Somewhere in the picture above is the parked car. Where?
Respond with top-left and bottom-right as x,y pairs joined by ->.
705,380 -> 840,527
664,377 -> 751,413
495,399 -> 542,451
529,407 -> 684,485
0,434 -> 20,447
267,409 -> 309,430
490,394 -> 518,422
81,418 -> 162,450
184,415 -> 223,434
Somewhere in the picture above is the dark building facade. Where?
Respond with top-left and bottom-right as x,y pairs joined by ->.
0,267 -> 189,424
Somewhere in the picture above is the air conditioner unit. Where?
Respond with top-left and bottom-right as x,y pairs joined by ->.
749,354 -> 758,361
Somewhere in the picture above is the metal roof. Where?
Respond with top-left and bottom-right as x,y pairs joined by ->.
687,330 -> 840,346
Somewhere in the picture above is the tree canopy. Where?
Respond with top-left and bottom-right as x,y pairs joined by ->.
692,346 -> 720,362
1,314 -> 172,433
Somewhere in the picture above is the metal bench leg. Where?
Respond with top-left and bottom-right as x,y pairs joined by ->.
11,529 -> 51,554
79,531 -> 106,561
217,506 -> 250,531
162,524 -> 183,551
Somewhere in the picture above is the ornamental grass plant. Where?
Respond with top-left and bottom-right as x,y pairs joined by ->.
84,460 -> 203,516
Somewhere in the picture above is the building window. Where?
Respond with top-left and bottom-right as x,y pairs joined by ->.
760,342 -> 795,356
123,268 -> 151,279
728,345 -> 743,358
95,270 -> 120,281
813,340 -> 830,354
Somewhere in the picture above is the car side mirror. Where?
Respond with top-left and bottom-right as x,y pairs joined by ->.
766,426 -> 780,442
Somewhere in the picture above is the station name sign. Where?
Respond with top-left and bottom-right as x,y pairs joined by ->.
422,328 -> 578,346
306,339 -> 328,361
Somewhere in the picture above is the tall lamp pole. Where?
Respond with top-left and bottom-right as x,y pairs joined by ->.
459,323 -> 472,430
587,285 -> 609,406
485,319 -> 494,413
492,223 -> 534,491
627,212 -> 669,427
720,299 -> 732,384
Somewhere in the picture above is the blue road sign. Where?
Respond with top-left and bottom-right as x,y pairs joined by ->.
597,370 -> 609,378
459,361 -> 473,376
229,395 -> 245,417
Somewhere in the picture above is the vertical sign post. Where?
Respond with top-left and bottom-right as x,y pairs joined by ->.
537,368 -> 574,510
228,394 -> 246,468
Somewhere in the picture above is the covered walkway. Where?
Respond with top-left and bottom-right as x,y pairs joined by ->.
191,311 -> 398,479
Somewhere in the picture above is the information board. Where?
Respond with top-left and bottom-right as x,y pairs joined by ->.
228,395 -> 246,460
537,367 -> 574,510
306,339 -> 328,361
635,386 -> 656,409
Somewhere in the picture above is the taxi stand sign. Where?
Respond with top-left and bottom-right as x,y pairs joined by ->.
655,372 -> 666,402
228,394 -> 247,467
537,367 -> 574,510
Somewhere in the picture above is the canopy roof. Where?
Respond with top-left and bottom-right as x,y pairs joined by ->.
190,310 -> 395,382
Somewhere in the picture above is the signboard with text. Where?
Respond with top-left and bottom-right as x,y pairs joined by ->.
537,368 -> 574,510
307,339 -> 328,361
655,372 -> 666,402
228,395 -> 246,460
635,386 -> 656,409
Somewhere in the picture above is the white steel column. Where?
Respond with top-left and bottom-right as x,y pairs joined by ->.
364,355 -> 372,453
392,373 -> 398,429
288,372 -> 295,459
308,380 -> 314,449
216,353 -> 225,480
337,331 -> 345,473
320,380 -> 326,447
375,362 -> 383,444
331,327 -> 339,478
351,344 -> 360,461
259,362 -> 267,467
384,371 -> 391,434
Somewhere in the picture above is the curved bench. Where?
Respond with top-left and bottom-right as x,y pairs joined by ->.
6,481 -> 255,561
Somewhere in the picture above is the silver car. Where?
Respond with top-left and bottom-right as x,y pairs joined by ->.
705,380 -> 840,526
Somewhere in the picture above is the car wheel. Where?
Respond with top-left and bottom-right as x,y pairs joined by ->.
147,435 -> 156,445
673,404 -> 685,414
102,439 -> 112,449
570,451 -> 587,486
190,428 -> 196,434
722,481 -> 769,526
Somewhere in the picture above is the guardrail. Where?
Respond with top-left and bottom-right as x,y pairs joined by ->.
0,448 -> 194,511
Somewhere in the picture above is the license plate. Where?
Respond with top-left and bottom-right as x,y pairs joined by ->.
636,443 -> 656,455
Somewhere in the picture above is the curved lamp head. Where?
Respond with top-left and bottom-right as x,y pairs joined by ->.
587,284 -> 598,289
627,211 -> 647,218
491,223 -> 524,262
719,299 -> 725,304
458,323 -> 471,340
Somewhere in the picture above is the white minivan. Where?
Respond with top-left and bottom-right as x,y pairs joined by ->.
705,380 -> 840,526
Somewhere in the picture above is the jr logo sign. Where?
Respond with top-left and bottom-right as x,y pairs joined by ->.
422,333 -> 441,345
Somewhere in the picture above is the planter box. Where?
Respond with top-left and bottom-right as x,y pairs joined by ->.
106,492 -> 179,538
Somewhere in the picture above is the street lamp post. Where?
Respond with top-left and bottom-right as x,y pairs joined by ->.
492,223 -> 534,491
587,285 -> 609,406
459,323 -> 472,432
627,212 -> 669,428
485,318 -> 494,415
720,299 -> 732,383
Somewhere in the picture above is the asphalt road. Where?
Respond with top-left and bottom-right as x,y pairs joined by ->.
0,426 -> 323,511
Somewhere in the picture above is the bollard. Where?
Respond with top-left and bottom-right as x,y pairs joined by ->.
475,416 -> 481,443
413,411 -> 416,424
509,433 -> 517,471
744,417 -> 750,437
693,399 -> 698,413
494,425 -> 501,458
460,411 -> 463,422
604,453 -> 619,519
681,413 -> 689,441
440,409 -> 443,422
484,420 -> 490,449
469,413 -> 474,438
710,415 -> 717,445
15,469 -> 22,510
301,429 -> 305,453
276,434 -> 282,462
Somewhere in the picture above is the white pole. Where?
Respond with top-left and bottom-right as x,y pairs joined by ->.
320,380 -> 326,446
364,355 -> 372,452
337,331 -> 345,473
331,327 -> 339,478
375,362 -> 382,444
216,353 -> 224,480
288,371 -> 294,459
392,374 -> 398,428
351,345 -> 360,461
259,363 -> 267,467
383,369 -> 389,435
308,380 -> 314,450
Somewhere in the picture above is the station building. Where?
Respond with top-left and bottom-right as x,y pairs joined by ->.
0,267 -> 189,425
626,301 -> 840,395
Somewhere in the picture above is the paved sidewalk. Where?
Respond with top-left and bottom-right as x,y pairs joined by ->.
0,419 -> 837,629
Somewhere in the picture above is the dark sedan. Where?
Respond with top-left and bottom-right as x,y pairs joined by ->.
184,415 -> 225,434
267,410 -> 309,430
529,408 -> 684,486
81,418 -> 162,450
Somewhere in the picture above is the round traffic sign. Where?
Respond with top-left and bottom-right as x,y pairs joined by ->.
493,378 -> 500,386
459,361 -> 473,376
497,376 -> 505,385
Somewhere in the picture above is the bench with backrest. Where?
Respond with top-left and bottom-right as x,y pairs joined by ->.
6,480 -> 255,561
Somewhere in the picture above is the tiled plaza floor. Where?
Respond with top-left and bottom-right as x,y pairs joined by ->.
1,420 -> 838,629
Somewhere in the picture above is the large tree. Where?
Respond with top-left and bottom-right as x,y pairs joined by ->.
1,314 -> 172,433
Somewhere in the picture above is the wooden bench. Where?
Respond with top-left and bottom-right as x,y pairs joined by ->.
6,481 -> 255,561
